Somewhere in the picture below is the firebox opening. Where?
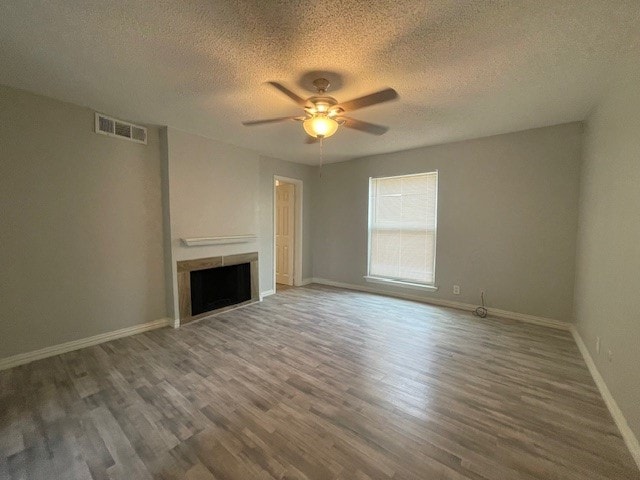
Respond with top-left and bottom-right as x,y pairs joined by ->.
190,263 -> 251,316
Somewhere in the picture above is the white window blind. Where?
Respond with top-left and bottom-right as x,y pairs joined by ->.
368,172 -> 438,285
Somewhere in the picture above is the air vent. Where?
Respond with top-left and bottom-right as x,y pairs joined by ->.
131,126 -> 147,143
95,113 -> 147,145
114,121 -> 131,138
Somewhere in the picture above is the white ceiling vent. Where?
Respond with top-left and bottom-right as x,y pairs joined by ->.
95,113 -> 147,145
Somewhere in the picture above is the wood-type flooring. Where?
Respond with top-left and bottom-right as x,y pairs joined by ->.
1,285 -> 638,479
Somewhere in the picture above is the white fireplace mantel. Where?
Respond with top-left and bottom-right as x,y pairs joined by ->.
180,235 -> 257,247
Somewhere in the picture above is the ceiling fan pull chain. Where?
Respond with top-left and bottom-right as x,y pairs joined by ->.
319,137 -> 323,177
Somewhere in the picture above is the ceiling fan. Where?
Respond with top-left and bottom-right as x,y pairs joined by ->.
242,78 -> 398,142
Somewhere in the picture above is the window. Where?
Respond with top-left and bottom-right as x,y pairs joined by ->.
367,172 -> 438,287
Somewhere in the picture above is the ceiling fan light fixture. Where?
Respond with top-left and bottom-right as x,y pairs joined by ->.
315,102 -> 329,113
303,115 -> 339,139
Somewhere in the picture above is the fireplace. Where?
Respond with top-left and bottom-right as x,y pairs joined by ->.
176,252 -> 259,325
190,263 -> 251,315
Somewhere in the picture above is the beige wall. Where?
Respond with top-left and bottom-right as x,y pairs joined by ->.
574,53 -> 640,439
0,86 -> 167,358
312,123 -> 582,321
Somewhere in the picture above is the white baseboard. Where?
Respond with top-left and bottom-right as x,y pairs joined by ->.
309,277 -> 570,331
0,318 -> 172,371
260,289 -> 275,301
487,306 -> 570,330
571,327 -> 640,470
259,280 -> 311,299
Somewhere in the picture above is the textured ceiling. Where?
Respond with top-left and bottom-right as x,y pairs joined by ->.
1,1 -> 639,164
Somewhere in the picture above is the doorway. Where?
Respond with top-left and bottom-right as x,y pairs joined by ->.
274,176 -> 303,291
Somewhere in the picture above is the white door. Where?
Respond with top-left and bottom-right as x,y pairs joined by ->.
276,182 -> 295,286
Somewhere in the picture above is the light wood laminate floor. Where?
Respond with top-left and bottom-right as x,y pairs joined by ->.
1,285 -> 638,479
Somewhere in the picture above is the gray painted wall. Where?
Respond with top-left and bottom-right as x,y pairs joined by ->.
258,156 -> 317,293
1,79 -> 637,450
162,127 -> 261,320
312,123 -> 582,321
161,129 -> 317,319
0,86 -> 167,358
574,53 -> 640,439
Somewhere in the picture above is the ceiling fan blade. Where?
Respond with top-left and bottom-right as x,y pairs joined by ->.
304,136 -> 319,144
340,117 -> 389,135
267,81 -> 307,106
242,116 -> 299,126
338,88 -> 398,112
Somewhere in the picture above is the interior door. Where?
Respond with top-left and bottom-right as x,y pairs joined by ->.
276,182 -> 295,286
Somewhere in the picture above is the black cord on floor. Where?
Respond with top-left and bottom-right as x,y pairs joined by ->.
474,291 -> 488,318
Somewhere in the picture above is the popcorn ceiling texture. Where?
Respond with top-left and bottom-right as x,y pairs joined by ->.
1,0 -> 638,164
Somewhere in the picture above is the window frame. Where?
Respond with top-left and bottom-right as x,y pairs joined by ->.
366,171 -> 439,290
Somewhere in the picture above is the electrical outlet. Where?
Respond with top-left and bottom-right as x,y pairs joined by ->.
596,336 -> 600,354
608,349 -> 613,362
453,285 -> 460,295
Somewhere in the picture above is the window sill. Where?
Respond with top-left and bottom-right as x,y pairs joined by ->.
364,276 -> 439,292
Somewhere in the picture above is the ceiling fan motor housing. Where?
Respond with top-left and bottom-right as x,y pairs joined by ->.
312,78 -> 331,93
306,95 -> 339,115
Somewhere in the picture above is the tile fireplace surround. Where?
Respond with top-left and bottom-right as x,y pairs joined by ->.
176,252 -> 259,325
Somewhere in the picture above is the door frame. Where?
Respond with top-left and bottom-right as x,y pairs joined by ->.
273,175 -> 303,288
